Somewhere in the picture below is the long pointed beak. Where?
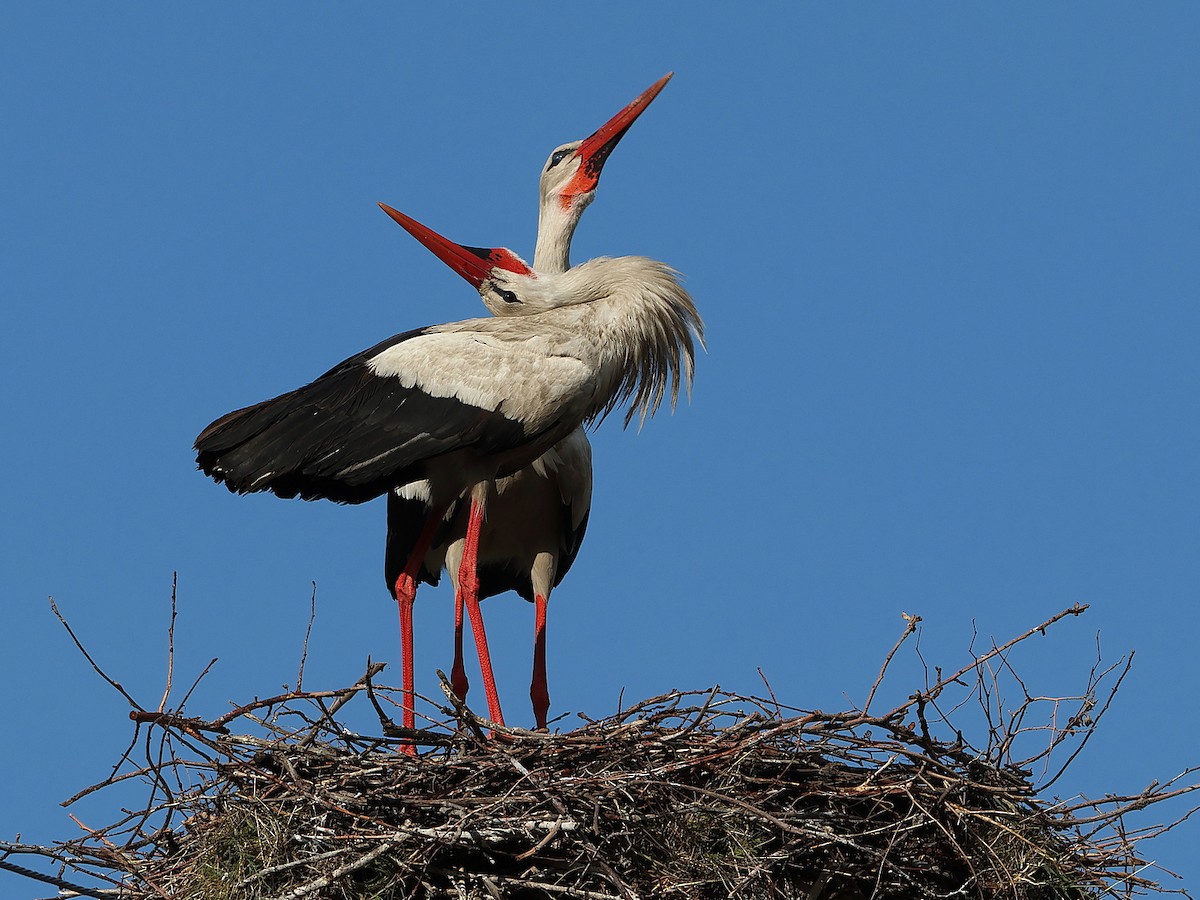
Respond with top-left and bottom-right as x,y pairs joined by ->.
378,202 -> 533,288
572,71 -> 673,191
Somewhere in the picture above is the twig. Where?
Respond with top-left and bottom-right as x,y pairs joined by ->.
156,573 -> 178,714
266,837 -> 401,899
864,612 -> 921,714
892,604 -> 1088,718
49,597 -> 143,711
0,857 -> 113,898
1041,651 -> 1134,791
174,657 -> 220,717
297,582 -> 317,693
296,660 -> 386,748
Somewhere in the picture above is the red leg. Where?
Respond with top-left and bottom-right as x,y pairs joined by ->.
457,496 -> 505,727
530,593 -> 549,731
451,583 -> 469,703
394,579 -> 416,752
392,510 -> 444,754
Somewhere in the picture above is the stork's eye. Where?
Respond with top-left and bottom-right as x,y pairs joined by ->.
547,149 -> 573,170
496,288 -> 521,304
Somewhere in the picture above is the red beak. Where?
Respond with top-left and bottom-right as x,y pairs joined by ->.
566,72 -> 673,198
378,202 -> 533,288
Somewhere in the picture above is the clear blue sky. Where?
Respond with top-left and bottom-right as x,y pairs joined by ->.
4,5 -> 1199,892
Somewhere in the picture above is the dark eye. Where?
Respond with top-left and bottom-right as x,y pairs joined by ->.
547,149 -> 573,170
496,288 -> 521,304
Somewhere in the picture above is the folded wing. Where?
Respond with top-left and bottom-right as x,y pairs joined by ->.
195,326 -> 585,505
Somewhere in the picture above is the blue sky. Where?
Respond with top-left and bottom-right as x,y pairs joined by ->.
3,4 -> 1199,893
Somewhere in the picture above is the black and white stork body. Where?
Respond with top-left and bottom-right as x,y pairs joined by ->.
383,74 -> 672,731
194,211 -> 703,738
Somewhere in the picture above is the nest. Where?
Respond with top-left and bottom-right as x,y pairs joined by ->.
3,600 -> 1197,899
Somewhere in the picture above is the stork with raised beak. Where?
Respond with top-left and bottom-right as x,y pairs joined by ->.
383,73 -> 672,733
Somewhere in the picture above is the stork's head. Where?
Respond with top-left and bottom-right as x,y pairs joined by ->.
540,72 -> 672,214
379,202 -> 630,317
537,73 -> 672,238
379,202 -> 539,315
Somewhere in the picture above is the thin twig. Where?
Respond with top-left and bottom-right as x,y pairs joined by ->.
0,857 -> 113,898
864,611 -> 921,714
49,597 -> 143,711
156,573 -> 178,714
296,582 -> 317,693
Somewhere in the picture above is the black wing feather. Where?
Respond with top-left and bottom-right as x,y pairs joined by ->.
553,507 -> 590,591
384,492 -> 443,595
195,328 -> 528,505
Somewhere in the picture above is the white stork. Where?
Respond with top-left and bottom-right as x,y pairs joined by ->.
382,73 -> 672,732
193,210 -> 703,738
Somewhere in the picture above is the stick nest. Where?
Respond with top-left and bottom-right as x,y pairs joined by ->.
4,601 -> 1197,899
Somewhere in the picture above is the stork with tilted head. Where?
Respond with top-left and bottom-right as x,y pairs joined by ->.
193,209 -> 703,741
383,73 -> 672,733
